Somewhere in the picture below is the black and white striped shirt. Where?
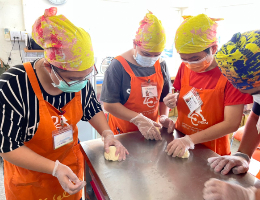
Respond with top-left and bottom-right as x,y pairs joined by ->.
0,61 -> 102,153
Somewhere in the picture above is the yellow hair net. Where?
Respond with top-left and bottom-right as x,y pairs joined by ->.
134,11 -> 166,52
175,14 -> 223,54
32,7 -> 94,71
216,30 -> 260,90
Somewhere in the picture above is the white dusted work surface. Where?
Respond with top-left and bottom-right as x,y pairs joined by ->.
80,129 -> 256,200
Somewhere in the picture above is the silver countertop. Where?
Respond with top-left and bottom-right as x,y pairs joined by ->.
81,129 -> 256,200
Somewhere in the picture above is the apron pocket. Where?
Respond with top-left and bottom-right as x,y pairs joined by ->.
11,166 -> 42,187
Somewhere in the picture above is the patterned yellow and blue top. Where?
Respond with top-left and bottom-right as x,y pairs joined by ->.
216,30 -> 260,90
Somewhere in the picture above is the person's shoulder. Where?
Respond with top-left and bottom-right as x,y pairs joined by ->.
1,64 -> 26,78
159,58 -> 166,68
0,64 -> 27,90
0,64 -> 30,112
224,79 -> 253,105
158,59 -> 170,79
159,57 -> 165,63
109,58 -> 123,69
179,62 -> 186,70
105,57 -> 124,76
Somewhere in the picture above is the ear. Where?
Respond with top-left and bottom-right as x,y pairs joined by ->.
133,40 -> 137,50
43,59 -> 51,73
212,45 -> 218,54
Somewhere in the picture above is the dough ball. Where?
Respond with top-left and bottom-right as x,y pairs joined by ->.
104,146 -> 119,161
155,127 -> 161,133
181,150 -> 190,158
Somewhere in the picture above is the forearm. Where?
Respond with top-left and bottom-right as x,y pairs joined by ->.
256,189 -> 260,200
159,102 -> 169,116
189,120 -> 239,145
88,111 -> 112,136
238,111 -> 260,157
0,145 -> 55,174
190,104 -> 243,145
104,102 -> 138,121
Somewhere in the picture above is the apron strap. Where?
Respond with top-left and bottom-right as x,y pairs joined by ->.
74,90 -> 81,105
115,56 -> 135,77
215,74 -> 227,89
75,91 -> 81,97
23,62 -> 45,101
154,60 -> 162,75
181,63 -> 190,86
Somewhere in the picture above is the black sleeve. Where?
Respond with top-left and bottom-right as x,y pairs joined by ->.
252,102 -> 260,116
0,77 -> 25,153
100,59 -> 124,103
81,82 -> 103,121
159,60 -> 171,102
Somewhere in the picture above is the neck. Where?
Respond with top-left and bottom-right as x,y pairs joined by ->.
121,49 -> 141,67
205,58 -> 218,72
35,58 -> 63,96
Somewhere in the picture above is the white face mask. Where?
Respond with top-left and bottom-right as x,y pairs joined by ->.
253,94 -> 260,105
133,52 -> 160,67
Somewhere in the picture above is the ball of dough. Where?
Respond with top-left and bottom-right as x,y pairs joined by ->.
155,127 -> 161,133
104,146 -> 119,161
181,150 -> 190,158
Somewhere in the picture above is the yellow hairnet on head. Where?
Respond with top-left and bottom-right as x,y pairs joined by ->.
175,14 -> 223,54
32,7 -> 94,71
134,11 -> 166,52
216,30 -> 260,90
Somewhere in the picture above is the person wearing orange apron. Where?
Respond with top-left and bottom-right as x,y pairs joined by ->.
100,11 -> 172,140
0,7 -> 128,200
203,30 -> 260,200
162,14 -> 252,158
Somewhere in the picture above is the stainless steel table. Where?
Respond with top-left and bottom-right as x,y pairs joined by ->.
80,129 -> 256,200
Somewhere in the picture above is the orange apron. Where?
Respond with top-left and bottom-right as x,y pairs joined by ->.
108,56 -> 164,135
256,169 -> 260,180
175,66 -> 231,156
4,62 -> 84,200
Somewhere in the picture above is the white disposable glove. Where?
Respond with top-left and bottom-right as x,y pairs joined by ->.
165,135 -> 194,157
130,113 -> 162,140
52,160 -> 86,195
203,178 -> 256,200
163,93 -> 179,109
102,130 -> 129,161
159,115 -> 175,133
208,153 -> 250,175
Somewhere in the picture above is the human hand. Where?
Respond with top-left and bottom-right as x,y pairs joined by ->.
52,160 -> 86,195
203,178 -> 256,200
130,113 -> 162,140
208,153 -> 250,175
163,93 -> 179,109
102,130 -> 129,161
159,115 -> 175,133
165,135 -> 194,157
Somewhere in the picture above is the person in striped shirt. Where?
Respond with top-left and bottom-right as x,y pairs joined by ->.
0,7 -> 128,200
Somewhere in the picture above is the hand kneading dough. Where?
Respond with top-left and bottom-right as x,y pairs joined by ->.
181,150 -> 190,158
104,146 -> 119,161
